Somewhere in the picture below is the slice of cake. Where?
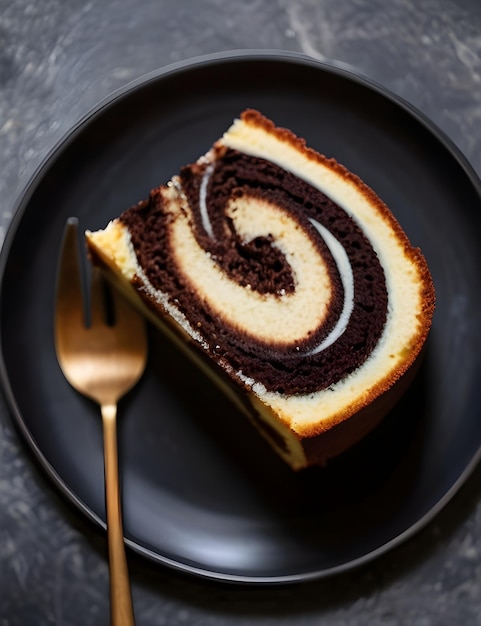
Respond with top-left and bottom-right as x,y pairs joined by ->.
86,109 -> 435,470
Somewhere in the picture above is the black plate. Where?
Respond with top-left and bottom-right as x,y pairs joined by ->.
2,50 -> 481,584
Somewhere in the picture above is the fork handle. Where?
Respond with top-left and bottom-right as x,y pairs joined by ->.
101,403 -> 136,626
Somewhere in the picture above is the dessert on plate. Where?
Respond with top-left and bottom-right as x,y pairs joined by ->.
86,109 -> 435,470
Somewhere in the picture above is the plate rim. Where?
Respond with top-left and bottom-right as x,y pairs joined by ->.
2,49 -> 481,585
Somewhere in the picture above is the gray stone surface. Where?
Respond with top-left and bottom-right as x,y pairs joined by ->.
2,0 -> 481,624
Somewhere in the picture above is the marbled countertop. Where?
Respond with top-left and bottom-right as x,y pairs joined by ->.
2,1 -> 481,624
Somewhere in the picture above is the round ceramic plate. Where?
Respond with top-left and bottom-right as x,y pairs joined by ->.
1,51 -> 481,584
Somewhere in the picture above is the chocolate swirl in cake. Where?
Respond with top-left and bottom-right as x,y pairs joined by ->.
120,148 -> 388,396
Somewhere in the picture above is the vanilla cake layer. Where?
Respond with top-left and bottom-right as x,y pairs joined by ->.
86,110 -> 435,470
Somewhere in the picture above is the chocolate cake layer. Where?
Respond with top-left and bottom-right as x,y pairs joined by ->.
120,149 -> 387,396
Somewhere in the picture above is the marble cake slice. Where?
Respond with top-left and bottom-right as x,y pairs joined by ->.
86,109 -> 435,470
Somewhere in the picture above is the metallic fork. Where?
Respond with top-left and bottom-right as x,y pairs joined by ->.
54,217 -> 147,626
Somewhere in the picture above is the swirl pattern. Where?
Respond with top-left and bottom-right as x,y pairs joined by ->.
121,148 -> 388,396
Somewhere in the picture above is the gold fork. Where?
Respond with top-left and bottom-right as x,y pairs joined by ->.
54,217 -> 147,626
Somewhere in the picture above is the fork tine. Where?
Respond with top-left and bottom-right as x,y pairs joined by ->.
55,217 -> 85,334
